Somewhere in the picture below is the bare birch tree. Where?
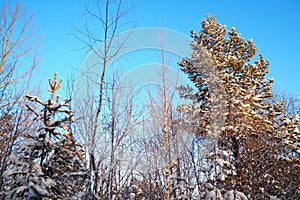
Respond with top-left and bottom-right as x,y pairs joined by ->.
130,37 -> 197,199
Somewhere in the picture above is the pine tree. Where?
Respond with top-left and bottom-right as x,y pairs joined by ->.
2,73 -> 88,199
178,15 -> 300,199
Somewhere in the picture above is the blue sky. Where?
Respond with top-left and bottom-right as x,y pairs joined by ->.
6,0 -> 300,96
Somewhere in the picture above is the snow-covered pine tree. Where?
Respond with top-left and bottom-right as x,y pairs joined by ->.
178,15 -> 300,199
2,72 -> 88,199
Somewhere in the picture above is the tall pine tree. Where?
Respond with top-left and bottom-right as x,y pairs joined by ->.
178,15 -> 300,199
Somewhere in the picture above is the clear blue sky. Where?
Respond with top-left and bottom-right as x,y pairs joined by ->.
6,0 -> 300,96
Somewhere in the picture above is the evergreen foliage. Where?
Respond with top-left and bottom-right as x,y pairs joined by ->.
178,15 -> 300,199
2,73 -> 88,199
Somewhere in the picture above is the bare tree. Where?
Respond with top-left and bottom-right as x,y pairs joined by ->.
0,0 -> 39,193
271,88 -> 300,117
73,1 -> 136,196
131,37 -> 198,199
